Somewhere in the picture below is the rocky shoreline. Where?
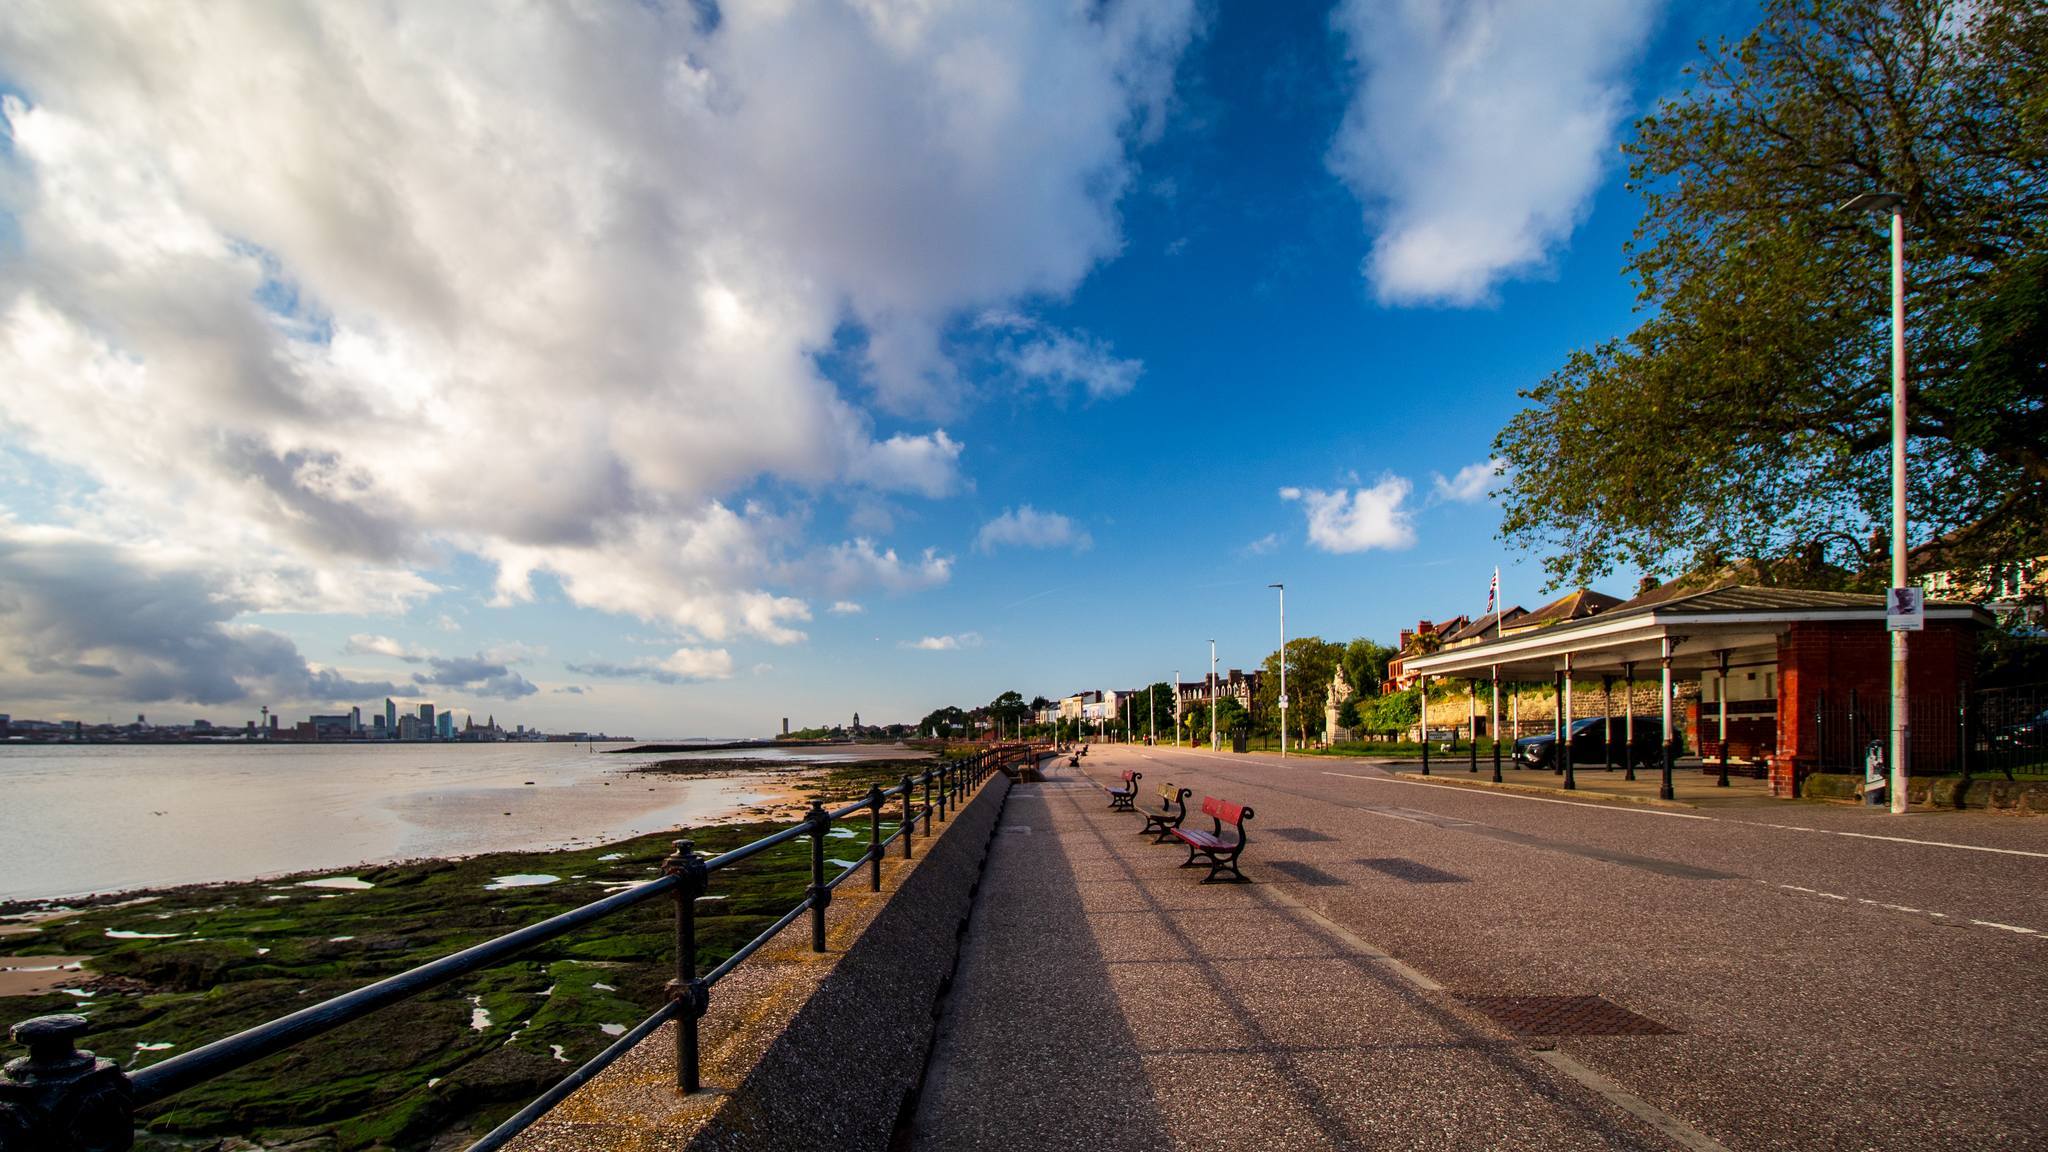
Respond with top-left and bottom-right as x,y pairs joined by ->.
0,757 -> 930,1152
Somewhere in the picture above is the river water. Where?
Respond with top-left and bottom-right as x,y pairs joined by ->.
0,743 -> 867,902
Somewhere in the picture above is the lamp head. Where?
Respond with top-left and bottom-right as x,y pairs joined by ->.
1835,191 -> 1905,214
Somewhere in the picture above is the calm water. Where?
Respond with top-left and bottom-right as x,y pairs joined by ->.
0,743 -> 850,902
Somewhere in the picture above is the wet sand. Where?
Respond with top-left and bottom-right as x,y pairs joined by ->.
0,955 -> 89,996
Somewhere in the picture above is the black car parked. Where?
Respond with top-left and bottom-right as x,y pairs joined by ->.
1514,717 -> 1665,769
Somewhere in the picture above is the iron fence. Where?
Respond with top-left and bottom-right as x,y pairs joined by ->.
1809,685 -> 2047,781
1,745 -> 1035,1152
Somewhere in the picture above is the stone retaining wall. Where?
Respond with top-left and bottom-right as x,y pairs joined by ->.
1800,773 -> 2048,814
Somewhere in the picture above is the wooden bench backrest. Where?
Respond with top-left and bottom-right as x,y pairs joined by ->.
1158,784 -> 1180,805
1121,770 -> 1139,784
1201,796 -> 1245,825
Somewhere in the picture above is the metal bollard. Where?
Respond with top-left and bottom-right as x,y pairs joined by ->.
867,785 -> 883,892
663,838 -> 709,1094
901,774 -> 916,859
0,1014 -> 136,1152
806,801 -> 830,952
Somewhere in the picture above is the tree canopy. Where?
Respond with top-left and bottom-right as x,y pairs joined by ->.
1255,636 -> 1344,744
1495,0 -> 2046,593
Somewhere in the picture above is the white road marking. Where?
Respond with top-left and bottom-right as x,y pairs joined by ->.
1766,882 -> 2040,938
1969,919 -> 2040,936
1319,771 -> 1715,820
1751,823 -> 2048,859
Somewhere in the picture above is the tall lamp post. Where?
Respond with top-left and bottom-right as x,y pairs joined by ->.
1837,189 -> 1910,814
1209,639 -> 1219,751
1173,670 -> 1181,746
1270,583 -> 1287,757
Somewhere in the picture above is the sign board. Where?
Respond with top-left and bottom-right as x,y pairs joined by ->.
1277,694 -> 1288,708
1887,586 -> 1924,631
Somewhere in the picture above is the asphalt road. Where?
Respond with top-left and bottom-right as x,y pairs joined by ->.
917,744 -> 2047,1151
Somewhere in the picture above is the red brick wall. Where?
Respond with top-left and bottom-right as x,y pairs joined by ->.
1772,620 -> 1977,794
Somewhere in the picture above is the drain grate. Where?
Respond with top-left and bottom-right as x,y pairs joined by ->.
1457,994 -> 1676,1036
1359,857 -> 1466,884
1267,860 -> 1346,887
1266,827 -> 1338,842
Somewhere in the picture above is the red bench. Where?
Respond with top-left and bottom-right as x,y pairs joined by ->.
1139,784 -> 1191,842
1171,796 -> 1254,883
1104,769 -> 1141,811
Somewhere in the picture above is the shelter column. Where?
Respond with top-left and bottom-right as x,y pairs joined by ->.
1660,637 -> 1677,801
1562,653 -> 1576,791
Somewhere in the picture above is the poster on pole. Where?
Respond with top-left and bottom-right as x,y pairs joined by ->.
1887,587 -> 1924,631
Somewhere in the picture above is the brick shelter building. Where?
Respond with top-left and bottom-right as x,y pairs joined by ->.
1401,585 -> 1992,801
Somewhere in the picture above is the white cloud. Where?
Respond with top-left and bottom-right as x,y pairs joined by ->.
974,506 -> 1093,554
0,0 -> 1198,683
1431,458 -> 1503,503
829,601 -> 865,615
345,634 -> 429,662
1238,533 -> 1280,557
806,538 -> 954,597
1327,0 -> 1657,305
1281,478 -> 1416,553
978,314 -> 1143,401
0,523 -> 409,709
565,647 -> 735,685
903,632 -> 983,651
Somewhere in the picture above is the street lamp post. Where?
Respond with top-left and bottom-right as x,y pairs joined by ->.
1173,670 -> 1180,747
1270,583 -> 1286,757
1837,189 -> 1910,814
1209,640 -> 1219,752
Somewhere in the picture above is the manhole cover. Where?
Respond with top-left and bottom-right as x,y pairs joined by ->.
1359,857 -> 1466,884
1457,995 -> 1676,1036
1267,860 -> 1345,887
1267,827 -> 1338,842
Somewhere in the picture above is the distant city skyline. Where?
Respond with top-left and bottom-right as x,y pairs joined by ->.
0,1 -> 1751,735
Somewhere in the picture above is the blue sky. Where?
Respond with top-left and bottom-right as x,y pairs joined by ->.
0,1 -> 1754,736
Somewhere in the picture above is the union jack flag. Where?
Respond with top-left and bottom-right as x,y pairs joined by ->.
1486,567 -> 1499,617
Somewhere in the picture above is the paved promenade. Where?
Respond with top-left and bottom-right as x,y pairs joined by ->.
910,746 -> 2048,1151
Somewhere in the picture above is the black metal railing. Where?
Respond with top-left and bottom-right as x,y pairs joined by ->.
1,744 -> 1035,1152
1808,684 -> 2048,782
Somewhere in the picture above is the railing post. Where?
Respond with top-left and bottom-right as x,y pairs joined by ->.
901,774 -> 916,859
0,1014 -> 136,1152
867,785 -> 883,892
921,770 -> 933,836
662,838 -> 709,1094
1957,693 -> 1971,785
806,801 -> 830,953
937,763 -> 949,822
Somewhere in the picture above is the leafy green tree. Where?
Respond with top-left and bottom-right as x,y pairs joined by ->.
1495,0 -> 2047,593
1342,638 -> 1398,697
988,691 -> 1029,733
919,705 -> 967,736
1255,637 -> 1344,745
1358,688 -> 1421,735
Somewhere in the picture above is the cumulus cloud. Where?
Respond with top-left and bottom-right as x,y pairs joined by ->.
414,654 -> 539,700
1327,0 -> 1657,305
345,634 -> 429,662
1238,533 -> 1281,557
1431,458 -> 1503,503
829,601 -> 865,615
805,538 -> 953,597
0,0 -> 1198,689
0,524 -> 407,707
975,506 -> 1093,553
1280,478 -> 1416,553
903,632 -> 983,651
566,647 -> 736,685
978,313 -> 1143,401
